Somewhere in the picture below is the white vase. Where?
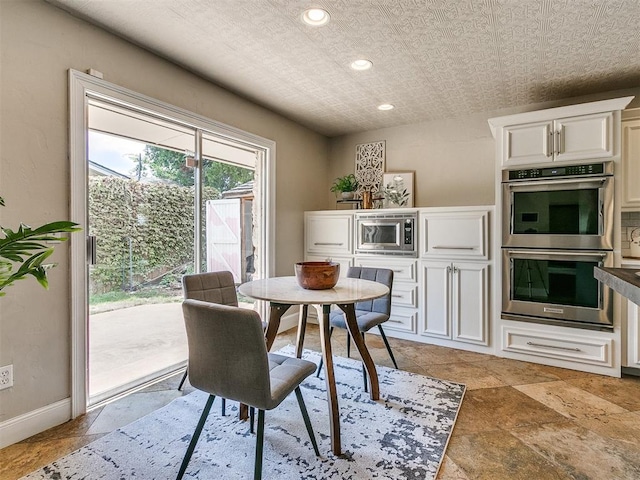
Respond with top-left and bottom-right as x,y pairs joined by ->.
341,191 -> 355,200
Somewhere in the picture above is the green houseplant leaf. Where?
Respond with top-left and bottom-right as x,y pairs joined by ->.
0,196 -> 81,296
330,174 -> 359,193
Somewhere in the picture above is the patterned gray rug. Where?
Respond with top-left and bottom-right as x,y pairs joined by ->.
23,347 -> 465,479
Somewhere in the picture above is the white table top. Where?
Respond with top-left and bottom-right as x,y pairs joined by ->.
237,276 -> 389,305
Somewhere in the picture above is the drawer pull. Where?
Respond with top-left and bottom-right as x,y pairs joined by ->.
433,246 -> 476,250
392,269 -> 404,273
314,242 -> 343,246
389,319 -> 403,324
391,294 -> 403,298
526,341 -> 581,352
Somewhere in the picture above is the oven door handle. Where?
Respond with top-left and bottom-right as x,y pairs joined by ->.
506,249 -> 609,258
504,177 -> 607,189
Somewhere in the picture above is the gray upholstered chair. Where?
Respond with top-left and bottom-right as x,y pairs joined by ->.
176,299 -> 319,480
178,271 -> 267,395
316,267 -> 397,392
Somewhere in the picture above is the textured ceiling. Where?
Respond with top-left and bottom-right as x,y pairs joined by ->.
47,0 -> 640,137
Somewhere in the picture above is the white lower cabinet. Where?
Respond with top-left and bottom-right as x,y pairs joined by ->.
502,324 -> 613,368
626,300 -> 640,368
303,207 -> 494,350
421,261 -> 489,346
354,256 -> 418,334
385,306 -> 418,333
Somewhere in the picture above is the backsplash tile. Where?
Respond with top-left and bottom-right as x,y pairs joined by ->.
621,211 -> 640,258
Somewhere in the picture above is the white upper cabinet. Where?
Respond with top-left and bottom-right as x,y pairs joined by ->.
304,211 -> 353,256
621,115 -> 640,210
501,120 -> 553,165
554,112 -> 613,163
489,96 -> 634,168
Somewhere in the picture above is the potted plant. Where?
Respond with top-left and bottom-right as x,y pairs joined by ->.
0,196 -> 81,296
330,174 -> 359,200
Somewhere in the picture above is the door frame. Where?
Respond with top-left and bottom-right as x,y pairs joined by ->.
69,69 -> 276,417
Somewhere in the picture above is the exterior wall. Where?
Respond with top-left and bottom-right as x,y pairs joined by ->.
0,0 -> 328,422
328,90 -> 640,208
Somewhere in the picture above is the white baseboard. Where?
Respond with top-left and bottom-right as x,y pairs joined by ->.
0,311 -> 300,450
0,398 -> 71,448
278,310 -> 300,333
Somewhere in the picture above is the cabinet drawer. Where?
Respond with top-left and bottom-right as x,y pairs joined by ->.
502,326 -> 612,367
391,283 -> 418,308
354,257 -> 417,282
305,213 -> 353,255
421,211 -> 488,259
386,306 -> 417,333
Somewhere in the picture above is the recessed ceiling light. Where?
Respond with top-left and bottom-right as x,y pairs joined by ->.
351,59 -> 373,71
302,8 -> 330,26
378,104 -> 394,111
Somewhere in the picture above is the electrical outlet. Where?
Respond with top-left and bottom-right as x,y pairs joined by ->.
0,364 -> 13,390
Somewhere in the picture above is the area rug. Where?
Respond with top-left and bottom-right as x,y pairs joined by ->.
23,347 -> 465,479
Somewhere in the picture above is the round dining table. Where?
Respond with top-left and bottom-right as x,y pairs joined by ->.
238,275 -> 389,456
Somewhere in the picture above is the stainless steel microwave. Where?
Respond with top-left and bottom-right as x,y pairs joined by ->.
355,212 -> 417,256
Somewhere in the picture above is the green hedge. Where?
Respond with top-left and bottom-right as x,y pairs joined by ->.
89,177 -> 217,293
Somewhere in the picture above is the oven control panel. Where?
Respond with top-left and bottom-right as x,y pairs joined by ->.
505,162 -> 610,181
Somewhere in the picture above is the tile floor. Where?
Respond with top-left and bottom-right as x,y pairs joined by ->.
2,325 -> 640,480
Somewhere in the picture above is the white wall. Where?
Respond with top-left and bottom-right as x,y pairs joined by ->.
0,0 -> 328,425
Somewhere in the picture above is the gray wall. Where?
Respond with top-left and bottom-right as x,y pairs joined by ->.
329,90 -> 640,208
0,0 -> 328,422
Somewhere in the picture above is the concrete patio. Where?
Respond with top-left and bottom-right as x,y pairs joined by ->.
89,302 -> 187,405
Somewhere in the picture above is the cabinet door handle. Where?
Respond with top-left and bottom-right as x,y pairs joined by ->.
314,242 -> 343,246
546,129 -> 553,157
554,129 -> 561,155
452,265 -> 459,273
433,246 -> 476,250
526,341 -> 581,352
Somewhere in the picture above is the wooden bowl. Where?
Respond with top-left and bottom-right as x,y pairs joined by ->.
295,261 -> 340,290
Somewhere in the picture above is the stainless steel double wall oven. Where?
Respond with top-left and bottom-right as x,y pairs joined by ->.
502,162 -> 614,329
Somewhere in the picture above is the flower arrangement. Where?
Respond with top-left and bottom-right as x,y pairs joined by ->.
383,176 -> 409,207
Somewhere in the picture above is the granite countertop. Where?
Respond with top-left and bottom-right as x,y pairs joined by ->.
594,267 -> 640,306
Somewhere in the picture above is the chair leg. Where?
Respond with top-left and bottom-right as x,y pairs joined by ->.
346,330 -> 351,358
362,362 -> 368,393
378,325 -> 399,369
221,398 -> 226,416
177,368 -> 188,391
362,332 -> 368,393
250,406 -> 255,434
176,394 -> 215,480
294,387 -> 320,456
315,327 -> 333,378
254,410 -> 265,480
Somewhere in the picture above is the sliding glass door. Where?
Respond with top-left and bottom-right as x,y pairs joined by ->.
85,98 -> 258,405
71,70 -> 275,416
